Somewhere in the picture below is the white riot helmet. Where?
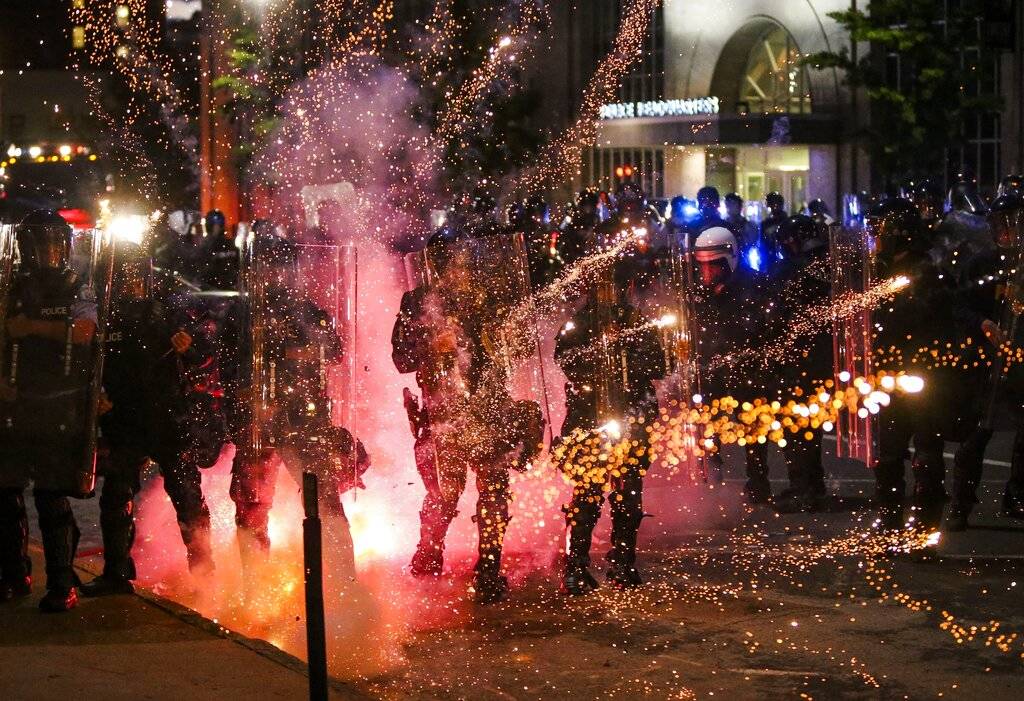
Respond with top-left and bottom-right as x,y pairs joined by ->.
692,226 -> 738,272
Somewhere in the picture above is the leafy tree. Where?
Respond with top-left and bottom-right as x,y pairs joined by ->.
802,0 -> 1002,183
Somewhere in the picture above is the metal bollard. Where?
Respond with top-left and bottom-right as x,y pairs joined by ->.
303,472 -> 328,701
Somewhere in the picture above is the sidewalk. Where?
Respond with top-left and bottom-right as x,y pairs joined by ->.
0,547 -> 364,701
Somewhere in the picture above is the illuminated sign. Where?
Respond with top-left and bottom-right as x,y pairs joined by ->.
599,97 -> 720,120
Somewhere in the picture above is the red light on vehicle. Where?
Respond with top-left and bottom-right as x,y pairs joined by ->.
58,208 -> 94,229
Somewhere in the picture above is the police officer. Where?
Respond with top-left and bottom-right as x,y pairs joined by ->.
689,226 -> 779,502
201,210 -> 238,290
508,195 -> 554,290
0,211 -> 98,611
762,192 -> 788,254
554,268 -> 665,595
81,249 -> 226,595
768,215 -> 831,512
228,234 -> 368,578
724,192 -> 759,251
394,233 -> 543,603
949,191 -> 1024,529
558,189 -> 607,271
869,199 -> 981,531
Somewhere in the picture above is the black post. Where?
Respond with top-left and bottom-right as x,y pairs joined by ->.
303,472 -> 328,701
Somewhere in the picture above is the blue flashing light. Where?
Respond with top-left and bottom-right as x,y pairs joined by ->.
746,246 -> 762,272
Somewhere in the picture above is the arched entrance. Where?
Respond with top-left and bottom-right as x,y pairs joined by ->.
706,19 -> 816,209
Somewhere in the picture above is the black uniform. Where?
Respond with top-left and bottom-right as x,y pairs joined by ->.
0,268 -> 95,602
950,245 -> 1024,523
393,278 -> 542,601
554,286 -> 665,590
96,293 -> 225,580
691,266 -> 779,500
767,237 -> 832,508
228,291 -> 368,559
872,255 -> 981,528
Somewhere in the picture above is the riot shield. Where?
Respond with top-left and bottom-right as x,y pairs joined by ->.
829,206 -> 874,465
648,236 -> 703,481
0,225 -> 114,496
0,224 -> 16,396
980,203 -> 1024,428
245,234 -> 366,511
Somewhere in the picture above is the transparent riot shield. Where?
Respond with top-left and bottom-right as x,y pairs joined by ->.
471,233 -> 552,425
980,203 -> 1024,428
829,205 -> 874,465
0,225 -> 114,497
648,236 -> 703,482
0,224 -> 16,397
245,235 -> 365,510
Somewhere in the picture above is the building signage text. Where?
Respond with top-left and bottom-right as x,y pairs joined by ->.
599,97 -> 720,120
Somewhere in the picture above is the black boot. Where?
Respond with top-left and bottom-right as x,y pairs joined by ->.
35,491 -> 80,612
0,489 -> 31,596
1002,489 -> 1024,520
0,575 -> 31,602
182,518 -> 215,577
81,574 -> 134,597
409,544 -> 443,577
563,562 -> 599,596
602,503 -> 643,585
39,586 -> 78,613
945,503 -> 972,532
472,560 -> 508,605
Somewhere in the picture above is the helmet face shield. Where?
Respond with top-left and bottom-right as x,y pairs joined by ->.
16,211 -> 73,271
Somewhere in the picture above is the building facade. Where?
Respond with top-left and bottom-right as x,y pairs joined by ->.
563,0 -> 1023,212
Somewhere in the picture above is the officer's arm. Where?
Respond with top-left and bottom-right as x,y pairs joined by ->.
392,291 -> 427,374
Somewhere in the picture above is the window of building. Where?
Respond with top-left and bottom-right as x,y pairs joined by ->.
737,26 -> 812,115
583,147 -> 665,199
72,26 -> 86,50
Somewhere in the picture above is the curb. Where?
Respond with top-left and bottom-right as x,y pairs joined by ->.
67,550 -> 376,700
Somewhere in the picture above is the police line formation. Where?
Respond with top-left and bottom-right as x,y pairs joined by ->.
2,173 -> 1024,613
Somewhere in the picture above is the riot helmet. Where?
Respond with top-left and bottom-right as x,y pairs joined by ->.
765,191 -> 786,215
692,226 -> 738,289
697,186 -> 721,218
947,174 -> 988,215
724,192 -> 744,221
866,198 -> 927,268
777,214 -> 820,256
205,209 -> 226,238
988,193 -> 1023,250
16,209 -> 72,272
615,181 -> 646,216
524,194 -> 551,226
903,179 -> 945,224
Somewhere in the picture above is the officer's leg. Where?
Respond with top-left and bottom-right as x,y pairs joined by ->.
875,398 -> 914,528
563,473 -> 604,595
909,424 -> 947,530
82,448 -> 143,596
411,433 -> 464,576
607,459 -> 646,587
1003,421 -> 1024,518
280,444 -> 358,583
778,430 -> 826,512
471,460 -> 511,604
230,447 -> 277,571
34,490 -> 80,612
949,425 -> 991,528
161,450 -> 214,574
744,441 -> 771,503
0,487 -> 32,600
